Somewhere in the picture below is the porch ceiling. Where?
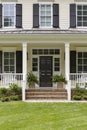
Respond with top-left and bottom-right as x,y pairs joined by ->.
0,30 -> 87,44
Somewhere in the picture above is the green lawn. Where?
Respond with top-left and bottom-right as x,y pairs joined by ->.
0,102 -> 87,130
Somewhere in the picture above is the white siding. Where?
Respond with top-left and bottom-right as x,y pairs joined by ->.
1,0 -> 87,30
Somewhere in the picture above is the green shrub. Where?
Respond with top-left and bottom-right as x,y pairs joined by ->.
10,95 -> 19,101
1,97 -> 10,102
73,95 -> 82,100
0,84 -> 22,102
83,95 -> 87,100
0,88 -> 8,97
9,84 -> 22,96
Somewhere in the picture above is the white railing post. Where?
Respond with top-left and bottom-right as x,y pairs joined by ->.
67,80 -> 71,101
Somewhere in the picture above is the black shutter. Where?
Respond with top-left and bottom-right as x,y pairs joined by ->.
70,4 -> 76,28
16,4 -> 22,28
16,51 -> 22,73
0,51 -> 2,80
53,4 -> 59,28
0,4 -> 2,28
70,51 -> 76,73
33,4 -> 39,28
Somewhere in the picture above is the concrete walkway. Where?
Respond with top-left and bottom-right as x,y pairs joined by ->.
25,100 -> 87,103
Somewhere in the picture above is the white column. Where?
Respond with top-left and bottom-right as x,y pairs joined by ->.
22,42 -> 27,101
65,43 -> 70,81
65,43 -> 71,101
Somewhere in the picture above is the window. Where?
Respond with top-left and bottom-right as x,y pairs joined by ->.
3,4 -> 15,27
54,58 -> 60,71
77,52 -> 87,73
77,5 -> 87,27
32,49 -> 60,55
32,58 -> 38,71
3,52 -> 15,73
40,4 -> 52,27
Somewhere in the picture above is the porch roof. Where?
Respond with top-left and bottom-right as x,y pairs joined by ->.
0,29 -> 87,34
0,29 -> 87,44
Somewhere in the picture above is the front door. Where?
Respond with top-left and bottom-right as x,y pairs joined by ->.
39,56 -> 53,87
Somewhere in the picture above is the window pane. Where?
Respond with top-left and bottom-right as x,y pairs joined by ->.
55,49 -> 60,54
38,49 -> 43,54
4,52 -> 9,58
77,5 -> 82,10
49,49 -> 54,54
10,66 -> 14,72
83,59 -> 87,64
10,52 -> 14,58
83,52 -> 87,57
78,52 -> 82,58
83,66 -> 87,72
77,16 -> 82,21
32,49 -> 38,55
10,59 -> 14,65
83,6 -> 87,10
77,11 -> 82,15
78,59 -> 82,64
55,67 -> 59,71
32,67 -> 38,71
78,66 -> 82,71
4,66 -> 9,71
83,22 -> 87,26
4,59 -> 9,65
83,11 -> 87,15
77,22 -> 82,26
44,49 -> 48,54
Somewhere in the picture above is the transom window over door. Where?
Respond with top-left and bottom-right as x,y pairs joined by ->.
3,4 -> 15,27
40,4 -> 52,27
4,52 -> 15,73
77,5 -> 87,27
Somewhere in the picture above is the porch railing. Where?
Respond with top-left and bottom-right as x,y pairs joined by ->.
0,73 -> 23,88
69,73 -> 87,88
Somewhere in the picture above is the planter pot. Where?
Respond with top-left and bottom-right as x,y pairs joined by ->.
57,82 -> 64,89
29,83 -> 35,88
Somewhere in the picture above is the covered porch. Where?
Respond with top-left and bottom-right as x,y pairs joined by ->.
0,30 -> 87,100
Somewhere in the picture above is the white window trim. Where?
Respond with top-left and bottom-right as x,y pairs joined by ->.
76,4 -> 87,28
2,47 -> 16,73
2,2 -> 16,28
76,47 -> 87,73
39,2 -> 53,28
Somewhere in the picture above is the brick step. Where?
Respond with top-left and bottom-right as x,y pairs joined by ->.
26,97 -> 67,100
26,92 -> 67,96
26,89 -> 67,93
26,89 -> 67,100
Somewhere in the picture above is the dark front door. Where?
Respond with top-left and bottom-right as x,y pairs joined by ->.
39,56 -> 53,87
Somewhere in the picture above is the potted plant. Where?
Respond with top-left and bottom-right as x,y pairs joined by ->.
52,74 -> 67,88
27,72 -> 39,88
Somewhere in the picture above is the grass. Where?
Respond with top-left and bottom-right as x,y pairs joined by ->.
0,102 -> 87,130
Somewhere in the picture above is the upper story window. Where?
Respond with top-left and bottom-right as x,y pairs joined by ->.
70,4 -> 87,28
3,4 -> 15,27
0,3 -> 22,28
77,5 -> 87,27
33,3 -> 59,28
39,4 -> 52,27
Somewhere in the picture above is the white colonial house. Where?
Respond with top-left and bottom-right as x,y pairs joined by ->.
0,0 -> 87,100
